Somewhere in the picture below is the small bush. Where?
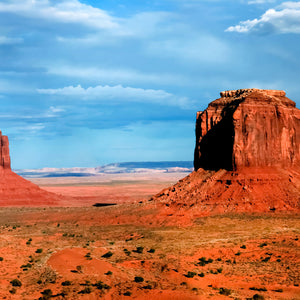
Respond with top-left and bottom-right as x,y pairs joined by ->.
124,291 -> 132,296
102,251 -> 113,258
219,287 -> 231,296
217,268 -> 223,273
148,248 -> 155,253
259,242 -> 267,248
240,245 -> 246,249
123,249 -> 131,256
133,246 -> 144,254
41,289 -> 52,296
198,272 -> 205,277
62,280 -> 71,286
143,284 -> 152,289
84,252 -> 92,260
185,271 -> 197,278
9,288 -> 16,294
10,279 -> 22,287
0,257 -> 3,261
252,294 -> 265,300
134,276 -> 144,283
36,248 -> 43,254
273,289 -> 283,293
78,287 -> 92,294
235,251 -> 241,256
94,281 -> 111,290
261,257 -> 270,262
197,257 -> 213,266
21,263 -> 32,269
250,287 -> 267,292
105,271 -> 113,275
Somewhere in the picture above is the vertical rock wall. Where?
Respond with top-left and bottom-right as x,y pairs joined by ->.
194,89 -> 300,171
0,131 -> 11,170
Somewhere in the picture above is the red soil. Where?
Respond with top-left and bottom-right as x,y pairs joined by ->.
0,170 -> 65,206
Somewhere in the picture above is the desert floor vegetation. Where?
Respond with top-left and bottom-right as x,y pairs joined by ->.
0,206 -> 299,299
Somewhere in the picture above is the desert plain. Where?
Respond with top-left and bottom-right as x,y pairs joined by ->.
0,172 -> 299,300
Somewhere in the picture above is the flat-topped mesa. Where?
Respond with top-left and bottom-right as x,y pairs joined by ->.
194,89 -> 300,171
0,131 -> 11,170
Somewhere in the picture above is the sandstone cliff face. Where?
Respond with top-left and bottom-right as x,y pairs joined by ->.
154,89 -> 300,214
194,89 -> 300,171
0,131 -> 11,170
0,131 -> 64,206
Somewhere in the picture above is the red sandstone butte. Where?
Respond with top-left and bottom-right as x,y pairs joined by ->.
154,89 -> 300,213
0,131 -> 62,206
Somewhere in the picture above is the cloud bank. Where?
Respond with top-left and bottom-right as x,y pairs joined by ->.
226,1 -> 300,34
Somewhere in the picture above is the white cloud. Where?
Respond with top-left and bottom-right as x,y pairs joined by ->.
0,0 -> 119,30
37,84 -> 192,108
46,65 -> 190,86
0,35 -> 23,44
226,1 -> 300,33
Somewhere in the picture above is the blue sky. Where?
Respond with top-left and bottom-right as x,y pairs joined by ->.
0,0 -> 299,169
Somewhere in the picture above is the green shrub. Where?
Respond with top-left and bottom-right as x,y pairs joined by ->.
252,294 -> 265,300
124,291 -> 132,296
133,246 -> 144,254
250,287 -> 267,292
185,271 -> 197,278
143,284 -> 152,289
197,257 -> 213,266
240,245 -> 246,249
134,276 -> 144,283
84,252 -> 92,260
219,287 -> 231,296
36,248 -> 43,254
10,279 -> 22,287
62,280 -> 71,286
148,248 -> 155,253
123,249 -> 131,256
78,287 -> 92,294
0,257 -> 3,261
105,271 -> 113,275
93,281 -> 111,290
102,251 -> 113,258
198,272 -> 205,277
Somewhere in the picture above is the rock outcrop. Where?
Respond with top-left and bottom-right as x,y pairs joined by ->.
153,89 -> 300,213
0,132 -> 64,206
0,131 -> 11,170
194,89 -> 300,171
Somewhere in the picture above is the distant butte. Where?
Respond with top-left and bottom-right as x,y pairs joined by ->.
154,89 -> 300,213
0,131 -> 63,206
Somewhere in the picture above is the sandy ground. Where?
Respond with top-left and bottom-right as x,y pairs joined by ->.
29,172 -> 189,206
0,173 -> 299,299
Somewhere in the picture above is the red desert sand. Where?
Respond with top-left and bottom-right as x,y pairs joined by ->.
0,89 -> 299,299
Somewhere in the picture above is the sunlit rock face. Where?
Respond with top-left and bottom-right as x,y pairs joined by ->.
0,131 -> 64,206
0,131 -> 11,170
194,89 -> 300,171
153,89 -> 300,214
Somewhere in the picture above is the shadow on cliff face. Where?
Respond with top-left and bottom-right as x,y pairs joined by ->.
194,101 -> 241,171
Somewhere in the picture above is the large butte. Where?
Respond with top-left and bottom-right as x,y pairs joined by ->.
154,89 -> 300,213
